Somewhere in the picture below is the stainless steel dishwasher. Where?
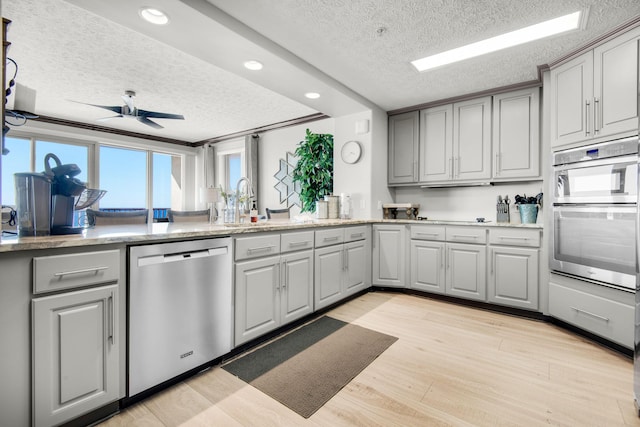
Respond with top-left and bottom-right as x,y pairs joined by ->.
128,237 -> 232,396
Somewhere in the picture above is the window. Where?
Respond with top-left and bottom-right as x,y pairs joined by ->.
2,132 -> 188,222
215,139 -> 245,194
99,146 -> 147,209
1,136 -> 31,206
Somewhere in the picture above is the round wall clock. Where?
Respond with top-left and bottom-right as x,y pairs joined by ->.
341,140 -> 362,164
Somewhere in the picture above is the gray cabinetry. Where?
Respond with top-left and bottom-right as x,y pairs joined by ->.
550,27 -> 640,148
487,228 -> 540,310
372,224 -> 406,287
30,247 -> 124,427
315,226 -> 371,310
388,111 -> 419,184
419,104 -> 453,182
492,88 -> 540,180
452,96 -> 492,182
234,232 -> 313,346
410,225 -> 486,302
33,285 -> 119,427
549,273 -> 633,349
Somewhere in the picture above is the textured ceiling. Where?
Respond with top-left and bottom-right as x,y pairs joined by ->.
3,0 -> 640,144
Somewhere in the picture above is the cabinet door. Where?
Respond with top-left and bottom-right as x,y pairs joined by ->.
235,256 -> 280,345
492,88 -> 540,180
419,104 -> 453,182
372,225 -> 406,287
550,51 -> 594,147
410,239 -> 445,294
344,239 -> 370,296
281,250 -> 314,325
488,246 -> 538,310
446,243 -> 486,301
32,285 -> 119,427
388,111 -> 419,184
593,28 -> 640,138
314,244 -> 344,310
452,97 -> 492,181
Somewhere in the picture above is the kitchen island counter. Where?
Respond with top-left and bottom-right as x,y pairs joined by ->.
0,218 -> 542,252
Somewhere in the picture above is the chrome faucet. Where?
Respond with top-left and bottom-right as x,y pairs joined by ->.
234,176 -> 253,223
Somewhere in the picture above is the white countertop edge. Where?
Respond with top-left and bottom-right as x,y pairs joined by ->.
0,218 -> 542,252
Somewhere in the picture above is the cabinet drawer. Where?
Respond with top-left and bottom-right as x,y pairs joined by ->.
344,226 -> 368,242
235,234 -> 280,261
410,225 -> 445,241
549,282 -> 633,348
315,228 -> 344,248
445,226 -> 487,244
281,230 -> 314,253
489,228 -> 540,247
33,250 -> 120,294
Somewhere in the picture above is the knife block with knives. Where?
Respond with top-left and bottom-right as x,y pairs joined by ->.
496,195 -> 510,223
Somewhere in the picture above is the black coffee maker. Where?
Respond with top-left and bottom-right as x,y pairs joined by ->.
44,153 -> 87,235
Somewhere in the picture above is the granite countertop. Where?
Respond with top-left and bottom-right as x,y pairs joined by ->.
0,218 -> 542,252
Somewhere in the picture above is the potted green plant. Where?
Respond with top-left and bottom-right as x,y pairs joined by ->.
292,129 -> 334,212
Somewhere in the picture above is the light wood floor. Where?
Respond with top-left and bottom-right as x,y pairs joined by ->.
101,292 -> 640,426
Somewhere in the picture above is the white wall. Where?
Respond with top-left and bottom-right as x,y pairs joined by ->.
394,181 -> 545,224
256,118 -> 334,217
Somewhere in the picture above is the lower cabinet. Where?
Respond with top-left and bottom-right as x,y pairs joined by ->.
315,226 -> 371,310
410,239 -> 445,294
372,224 -> 406,287
445,242 -> 487,301
488,246 -> 538,310
235,250 -> 313,346
32,285 -> 120,427
487,228 -> 540,310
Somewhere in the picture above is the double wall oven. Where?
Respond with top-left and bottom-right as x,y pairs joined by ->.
551,136 -> 638,291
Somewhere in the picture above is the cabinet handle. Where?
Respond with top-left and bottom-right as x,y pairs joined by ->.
594,97 -> 600,133
570,306 -> 609,322
449,157 -> 453,179
585,100 -> 591,136
349,232 -> 364,239
451,234 -> 478,239
287,240 -> 309,248
247,245 -> 275,254
454,157 -> 459,178
416,232 -> 439,237
491,249 -> 495,274
345,248 -> 349,270
274,266 -> 280,292
323,236 -> 340,242
498,236 -> 530,241
439,247 -> 443,269
446,248 -> 450,269
283,260 -> 288,290
413,160 -> 418,180
53,266 -> 108,277
495,153 -> 500,176
108,292 -> 115,343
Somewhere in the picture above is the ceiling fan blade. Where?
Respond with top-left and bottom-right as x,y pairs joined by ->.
137,109 -> 184,120
96,115 -> 124,121
121,94 -> 135,111
137,116 -> 164,129
71,100 -> 123,114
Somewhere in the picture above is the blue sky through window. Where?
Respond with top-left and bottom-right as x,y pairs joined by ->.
99,146 -> 147,209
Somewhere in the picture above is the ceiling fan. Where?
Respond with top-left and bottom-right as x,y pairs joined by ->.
76,90 -> 184,129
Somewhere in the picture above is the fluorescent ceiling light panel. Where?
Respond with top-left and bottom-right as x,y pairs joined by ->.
411,10 -> 583,72
305,92 -> 320,99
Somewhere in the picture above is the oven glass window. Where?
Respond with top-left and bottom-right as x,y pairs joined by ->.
553,207 -> 636,276
555,162 -> 636,200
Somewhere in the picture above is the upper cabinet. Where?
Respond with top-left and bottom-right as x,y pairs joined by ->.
390,89 -> 540,186
492,88 -> 540,180
551,26 -> 640,148
419,97 -> 492,184
452,96 -> 492,182
388,111 -> 419,184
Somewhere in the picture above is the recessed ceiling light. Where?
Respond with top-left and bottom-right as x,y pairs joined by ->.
139,7 -> 170,25
243,60 -> 263,71
305,92 -> 320,99
411,10 -> 584,72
